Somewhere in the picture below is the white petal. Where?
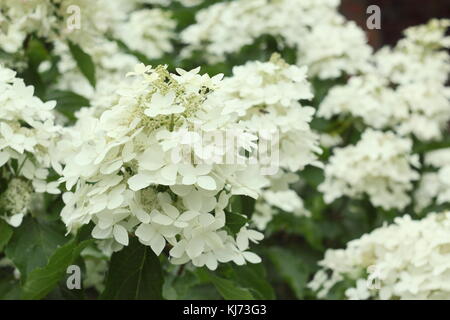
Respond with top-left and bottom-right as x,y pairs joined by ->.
236,232 -> 249,251
150,234 -> 166,256
113,224 -> 129,246
92,225 -> 112,239
199,213 -> 215,227
6,213 -> 24,227
161,164 -> 178,183
161,203 -> 179,219
152,212 -> 174,226
186,237 -> 204,259
173,221 -> 188,228
248,230 -> 264,242
107,194 -> 124,210
128,173 -> 151,191
0,151 -> 9,167
134,208 -> 151,224
100,159 -> 123,175
178,210 -> 199,222
122,142 -> 136,162
205,254 -> 218,271
182,191 -> 202,212
138,148 -> 165,171
169,185 -> 193,196
233,254 -> 246,265
242,252 -> 262,264
182,175 -> 196,185
135,223 -> 155,242
197,175 -> 217,190
169,240 -> 186,258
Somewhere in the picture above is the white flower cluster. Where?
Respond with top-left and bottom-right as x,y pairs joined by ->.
146,0 -> 204,7
181,0 -> 371,78
1,1 -> 176,104
0,0 -> 118,54
0,66 -> 61,227
216,54 -> 320,227
113,8 -> 176,61
220,54 -> 321,171
52,39 -> 140,99
253,172 -> 310,230
51,3 -> 176,100
415,148 -> 450,211
309,211 -> 450,300
319,129 -> 420,210
319,19 -> 450,141
59,63 -> 273,269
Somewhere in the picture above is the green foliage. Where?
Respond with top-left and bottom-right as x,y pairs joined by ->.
5,217 -> 68,280
68,41 -> 96,88
266,247 -> 315,299
199,269 -> 255,300
22,239 -> 93,300
229,263 -> 275,300
20,38 -> 50,98
101,238 -> 163,300
0,220 -> 13,252
225,211 -> 248,235
0,269 -> 22,300
45,90 -> 90,123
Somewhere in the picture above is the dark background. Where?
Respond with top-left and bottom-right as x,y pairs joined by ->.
341,0 -> 450,48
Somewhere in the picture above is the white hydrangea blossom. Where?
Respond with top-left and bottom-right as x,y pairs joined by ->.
59,63 -> 269,269
181,0 -> 371,78
309,212 -> 450,300
319,19 -> 450,141
52,39 -> 140,100
145,0 -> 204,7
319,133 -> 343,148
216,54 -> 320,228
319,129 -> 420,210
253,172 -> 310,230
1,1 -> 176,98
114,8 -> 176,61
0,0 -> 122,54
219,54 -> 321,173
415,148 -> 450,211
51,4 -> 176,100
0,66 -> 61,227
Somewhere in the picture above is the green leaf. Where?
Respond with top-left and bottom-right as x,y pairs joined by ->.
45,90 -> 90,122
68,41 -> 96,88
0,219 -> 13,252
225,211 -> 247,235
230,195 -> 256,219
21,240 -> 93,300
163,268 -> 221,300
300,165 -> 325,188
5,217 -> 67,280
45,282 -> 86,300
241,196 -> 256,219
231,263 -> 275,300
26,38 -> 49,68
267,247 -> 311,299
268,213 -> 323,250
20,38 -> 50,98
0,269 -> 22,300
101,237 -> 163,300
201,269 -> 255,300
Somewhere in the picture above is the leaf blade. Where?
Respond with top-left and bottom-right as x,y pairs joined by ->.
101,238 -> 163,300
68,41 -> 96,88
